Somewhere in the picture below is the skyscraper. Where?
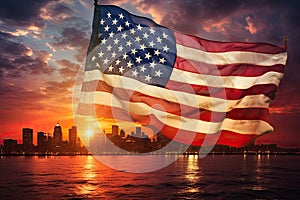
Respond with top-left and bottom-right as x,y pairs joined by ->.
136,127 -> 142,137
69,126 -> 77,147
37,132 -> 47,148
120,129 -> 125,138
22,128 -> 33,148
53,123 -> 62,146
112,125 -> 119,136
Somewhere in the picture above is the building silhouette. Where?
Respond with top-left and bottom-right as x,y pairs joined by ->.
22,128 -> 33,148
136,127 -> 141,137
47,135 -> 53,147
120,129 -> 125,138
68,126 -> 77,148
53,123 -> 63,146
4,139 -> 18,154
37,132 -> 47,152
112,125 -> 119,136
37,132 -> 47,147
1,125 -> 299,155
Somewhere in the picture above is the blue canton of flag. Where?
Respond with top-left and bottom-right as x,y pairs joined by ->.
86,5 -> 176,87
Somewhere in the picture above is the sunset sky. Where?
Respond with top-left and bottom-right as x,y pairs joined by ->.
0,0 -> 299,148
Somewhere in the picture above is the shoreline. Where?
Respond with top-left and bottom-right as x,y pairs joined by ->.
1,152 -> 300,156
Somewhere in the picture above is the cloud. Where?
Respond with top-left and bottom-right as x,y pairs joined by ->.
6,29 -> 29,37
269,82 -> 300,114
0,83 -> 46,111
245,16 -> 258,34
54,27 -> 88,50
43,80 -> 74,96
53,26 -> 90,62
40,1 -> 75,23
78,0 -> 94,10
52,16 -> 91,62
0,34 -> 54,78
56,59 -> 80,79
46,42 -> 56,52
0,0 -> 49,29
127,0 -> 242,36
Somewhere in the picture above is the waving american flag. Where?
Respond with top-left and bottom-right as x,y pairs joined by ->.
77,5 -> 287,147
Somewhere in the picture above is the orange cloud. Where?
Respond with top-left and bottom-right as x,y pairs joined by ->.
269,105 -> 300,114
245,16 -> 265,35
40,1 -> 74,23
46,42 -> 57,52
203,18 -> 231,33
245,16 -> 257,34
7,29 -> 29,37
33,50 -> 52,64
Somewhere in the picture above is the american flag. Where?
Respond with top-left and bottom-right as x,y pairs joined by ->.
77,5 -> 287,147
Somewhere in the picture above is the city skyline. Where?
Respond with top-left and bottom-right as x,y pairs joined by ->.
0,1 -> 300,148
1,122 -> 150,147
2,122 -> 300,152
2,122 -> 299,155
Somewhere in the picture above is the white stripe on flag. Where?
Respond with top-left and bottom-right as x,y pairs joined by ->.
83,70 -> 271,112
176,44 -> 288,66
78,91 -> 273,135
170,68 -> 284,89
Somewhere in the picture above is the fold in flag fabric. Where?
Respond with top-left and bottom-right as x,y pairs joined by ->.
78,5 -> 288,147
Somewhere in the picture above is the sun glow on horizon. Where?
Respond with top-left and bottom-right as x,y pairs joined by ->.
86,130 -> 93,137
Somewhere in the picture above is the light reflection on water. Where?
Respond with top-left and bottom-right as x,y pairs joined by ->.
77,156 -> 97,197
184,155 -> 202,194
0,155 -> 299,199
185,155 -> 200,183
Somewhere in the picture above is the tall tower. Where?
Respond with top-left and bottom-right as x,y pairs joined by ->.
22,128 -> 33,148
136,127 -> 142,137
120,129 -> 125,138
68,126 -> 77,147
53,123 -> 63,146
37,132 -> 47,147
112,125 -> 119,136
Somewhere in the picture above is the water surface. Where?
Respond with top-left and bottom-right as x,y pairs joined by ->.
0,155 -> 299,199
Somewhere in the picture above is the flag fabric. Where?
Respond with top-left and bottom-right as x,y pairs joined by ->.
78,5 -> 288,147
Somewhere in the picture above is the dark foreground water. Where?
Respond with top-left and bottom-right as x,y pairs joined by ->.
0,155 -> 299,199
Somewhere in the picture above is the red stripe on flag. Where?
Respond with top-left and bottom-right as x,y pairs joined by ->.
81,80 -> 271,122
76,103 -> 258,147
175,32 -> 286,54
166,80 -> 278,100
174,56 -> 285,77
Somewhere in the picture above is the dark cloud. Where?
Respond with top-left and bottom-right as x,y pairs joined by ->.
0,83 -> 46,111
53,26 -> 89,62
0,79 -> 73,113
47,3 -> 73,16
131,0 -> 299,44
52,17 -> 91,62
57,59 -> 80,78
130,0 -> 242,36
0,37 -> 30,57
42,80 -> 75,106
0,31 -> 14,39
40,1 -> 75,23
0,32 -> 53,78
55,27 -> 87,49
0,0 -> 49,28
